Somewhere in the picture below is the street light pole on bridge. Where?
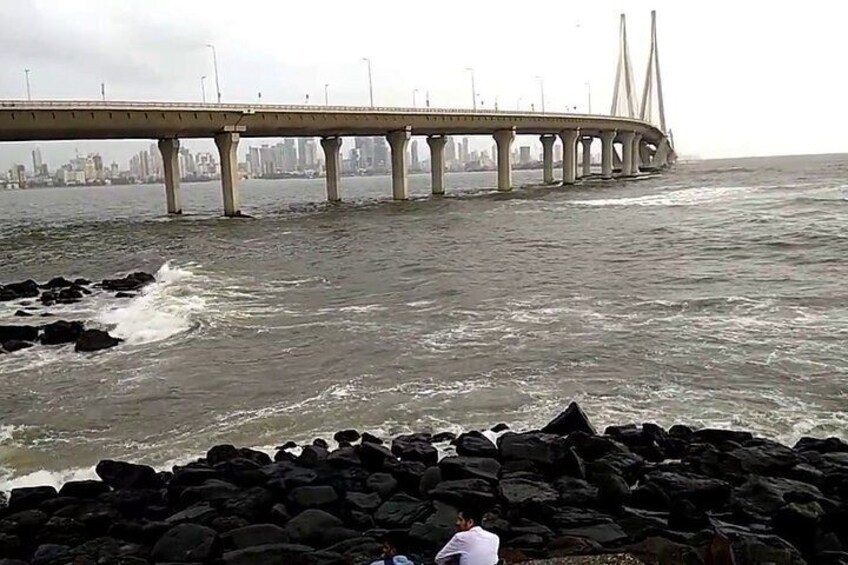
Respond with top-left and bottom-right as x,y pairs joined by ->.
24,69 -> 31,101
200,76 -> 207,103
536,75 -> 545,113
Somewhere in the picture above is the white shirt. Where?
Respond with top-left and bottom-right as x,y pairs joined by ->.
435,526 -> 500,565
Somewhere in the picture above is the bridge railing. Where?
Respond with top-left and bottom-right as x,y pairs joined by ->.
0,99 -> 651,123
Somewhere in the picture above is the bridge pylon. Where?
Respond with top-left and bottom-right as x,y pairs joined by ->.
639,10 -> 668,135
610,14 -> 639,119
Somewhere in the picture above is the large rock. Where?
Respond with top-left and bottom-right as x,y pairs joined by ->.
178,480 -> 241,508
289,485 -> 339,510
40,320 -> 84,345
455,431 -> 499,458
439,456 -> 501,483
692,428 -> 753,446
7,486 -> 57,512
541,401 -> 597,436
333,429 -> 360,443
284,509 -> 343,545
357,442 -> 396,471
639,470 -> 731,510
498,432 -> 576,470
57,480 -> 110,499
391,433 -> 437,466
3,280 -> 40,299
373,493 -> 432,529
95,459 -> 162,490
43,277 -> 74,289
794,437 -> 848,454
498,478 -> 558,506
345,491 -> 382,513
151,523 -> 220,562
366,473 -> 398,499
101,272 -> 155,292
429,478 -> 496,508
0,325 -> 39,343
31,544 -> 70,565
733,475 -> 826,521
1,340 -> 34,353
223,523 -> 289,549
221,543 -> 316,565
75,329 -> 122,352
557,522 -> 629,547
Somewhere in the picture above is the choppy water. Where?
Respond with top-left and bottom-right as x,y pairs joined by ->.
1,154 -> 847,490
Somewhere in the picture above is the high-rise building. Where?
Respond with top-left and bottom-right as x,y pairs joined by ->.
554,143 -> 563,163
282,139 -> 297,171
460,137 -> 470,165
148,143 -> 163,178
445,137 -> 457,164
31,148 -> 43,175
297,138 -> 308,170
259,145 -> 275,175
248,147 -> 261,175
410,140 -> 419,168
355,137 -> 374,169
372,137 -> 388,171
305,139 -> 317,169
519,146 -> 531,164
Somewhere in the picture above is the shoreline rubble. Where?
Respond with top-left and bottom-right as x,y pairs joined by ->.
2,402 -> 847,564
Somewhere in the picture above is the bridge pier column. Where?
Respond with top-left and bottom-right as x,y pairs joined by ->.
632,133 -> 643,173
559,129 -> 580,185
601,130 -> 617,179
426,135 -> 447,195
640,139 -> 652,169
320,136 -> 342,202
157,138 -> 182,214
214,132 -> 241,217
540,134 -> 556,184
580,137 -> 593,178
387,128 -> 411,200
621,131 -> 636,176
493,128 -> 515,191
653,137 -> 671,168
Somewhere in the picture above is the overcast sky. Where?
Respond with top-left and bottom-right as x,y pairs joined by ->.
1,0 -> 846,170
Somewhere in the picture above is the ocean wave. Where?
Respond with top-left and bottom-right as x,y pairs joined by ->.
570,185 -> 756,207
97,262 -> 207,345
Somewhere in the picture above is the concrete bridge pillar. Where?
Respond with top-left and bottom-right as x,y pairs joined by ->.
580,137 -> 593,178
653,137 -> 671,168
540,134 -> 556,184
493,128 -> 515,191
387,128 -> 411,200
640,140 -> 652,169
620,131 -> 636,176
214,132 -> 241,217
157,138 -> 182,214
320,136 -> 342,202
632,133 -> 643,174
426,135 -> 447,195
559,129 -> 580,185
601,130 -> 617,179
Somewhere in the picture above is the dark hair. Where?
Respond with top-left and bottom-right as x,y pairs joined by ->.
382,530 -> 407,552
457,505 -> 484,525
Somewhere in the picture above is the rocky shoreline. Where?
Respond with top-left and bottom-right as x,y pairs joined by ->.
0,272 -> 155,355
2,403 -> 848,564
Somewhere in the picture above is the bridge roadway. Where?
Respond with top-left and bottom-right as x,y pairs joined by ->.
0,101 -> 675,216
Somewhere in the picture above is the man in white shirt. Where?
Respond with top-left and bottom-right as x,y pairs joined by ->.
435,506 -> 500,565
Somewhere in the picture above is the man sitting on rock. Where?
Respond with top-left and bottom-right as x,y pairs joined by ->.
435,506 -> 500,565
370,531 -> 415,565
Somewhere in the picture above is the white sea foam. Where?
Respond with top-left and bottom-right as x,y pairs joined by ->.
571,185 -> 756,207
97,262 -> 207,345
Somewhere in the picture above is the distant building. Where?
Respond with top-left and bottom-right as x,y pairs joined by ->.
445,136 -> 456,165
32,148 -> 43,175
410,140 -> 419,169
554,143 -> 562,163
460,137 -> 470,164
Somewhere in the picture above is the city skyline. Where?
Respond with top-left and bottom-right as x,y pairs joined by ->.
1,0 -> 846,167
3,135 -> 563,188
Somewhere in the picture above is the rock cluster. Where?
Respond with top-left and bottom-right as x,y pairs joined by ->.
2,402 -> 848,564
0,272 -> 154,355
